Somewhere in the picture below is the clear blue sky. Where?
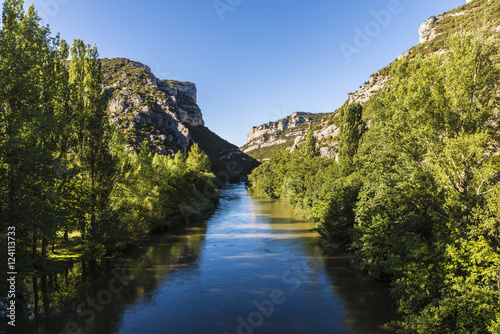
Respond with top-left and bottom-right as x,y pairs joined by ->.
16,0 -> 466,146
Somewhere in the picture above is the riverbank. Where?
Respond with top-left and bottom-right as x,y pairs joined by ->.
8,183 -> 398,334
29,190 -> 220,279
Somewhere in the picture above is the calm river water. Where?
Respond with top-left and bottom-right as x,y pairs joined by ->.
12,183 -> 398,334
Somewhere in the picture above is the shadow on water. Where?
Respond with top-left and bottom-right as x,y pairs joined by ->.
249,192 -> 399,333
9,184 -> 399,334
9,221 -> 209,334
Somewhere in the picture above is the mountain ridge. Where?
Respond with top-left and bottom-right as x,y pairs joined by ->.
101,57 -> 259,179
242,0 -> 500,161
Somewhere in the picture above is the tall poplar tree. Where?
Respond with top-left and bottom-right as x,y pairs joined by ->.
0,0 -> 70,271
68,40 -> 116,257
337,102 -> 364,173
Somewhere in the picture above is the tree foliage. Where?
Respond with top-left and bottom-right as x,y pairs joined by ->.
0,0 -> 218,300
249,29 -> 500,333
337,101 -> 364,173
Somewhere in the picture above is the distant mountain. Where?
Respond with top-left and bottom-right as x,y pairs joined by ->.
102,58 -> 259,179
242,0 -> 500,161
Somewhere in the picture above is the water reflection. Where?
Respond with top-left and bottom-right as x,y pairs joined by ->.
249,194 -> 398,333
11,184 -> 397,334
10,223 -> 208,334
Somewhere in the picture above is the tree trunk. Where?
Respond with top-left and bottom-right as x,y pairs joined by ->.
90,143 -> 96,240
32,233 -> 37,261
33,276 -> 39,319
64,226 -> 69,242
41,237 -> 48,271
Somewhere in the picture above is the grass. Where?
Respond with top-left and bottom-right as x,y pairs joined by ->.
31,230 -> 83,276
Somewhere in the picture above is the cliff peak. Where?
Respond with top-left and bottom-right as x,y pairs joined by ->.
102,57 -> 259,178
102,58 -> 204,156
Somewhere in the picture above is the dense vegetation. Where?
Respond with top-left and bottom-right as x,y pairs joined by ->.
0,0 -> 218,299
187,124 -> 260,180
249,30 -> 500,333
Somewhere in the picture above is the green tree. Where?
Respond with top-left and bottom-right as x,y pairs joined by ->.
357,30 -> 500,333
0,0 -> 71,272
187,143 -> 211,174
69,40 -> 116,258
303,124 -> 319,157
337,102 -> 364,173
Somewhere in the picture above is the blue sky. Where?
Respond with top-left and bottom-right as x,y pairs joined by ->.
17,0 -> 466,146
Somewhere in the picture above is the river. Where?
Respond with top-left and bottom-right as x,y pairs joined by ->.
11,183 -> 398,334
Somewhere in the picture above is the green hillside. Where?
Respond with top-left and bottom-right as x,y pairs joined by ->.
248,0 -> 500,332
188,125 -> 260,181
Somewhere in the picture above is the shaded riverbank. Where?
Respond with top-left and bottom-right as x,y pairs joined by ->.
9,183 -> 398,334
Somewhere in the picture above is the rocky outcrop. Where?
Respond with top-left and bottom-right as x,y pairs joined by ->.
102,58 -> 259,178
419,7 -> 470,44
242,111 -> 339,160
242,112 -> 316,153
288,121 -> 339,158
247,112 -> 314,143
419,16 -> 442,44
319,147 -> 337,160
102,58 -> 204,156
348,75 -> 390,105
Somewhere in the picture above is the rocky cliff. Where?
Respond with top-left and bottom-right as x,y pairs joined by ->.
418,9 -> 471,44
242,112 -> 318,155
102,58 -> 259,178
241,112 -> 338,160
246,112 -> 314,143
242,0 -> 498,161
103,58 -> 204,156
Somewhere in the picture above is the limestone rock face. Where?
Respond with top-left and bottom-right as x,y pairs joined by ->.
246,112 -> 314,143
319,147 -> 337,159
315,124 -> 339,142
102,58 -> 204,155
419,6 -> 469,44
348,75 -> 390,105
290,122 -> 339,158
419,16 -> 442,44
102,58 -> 259,178
242,112 -> 316,153
242,111 -> 339,160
